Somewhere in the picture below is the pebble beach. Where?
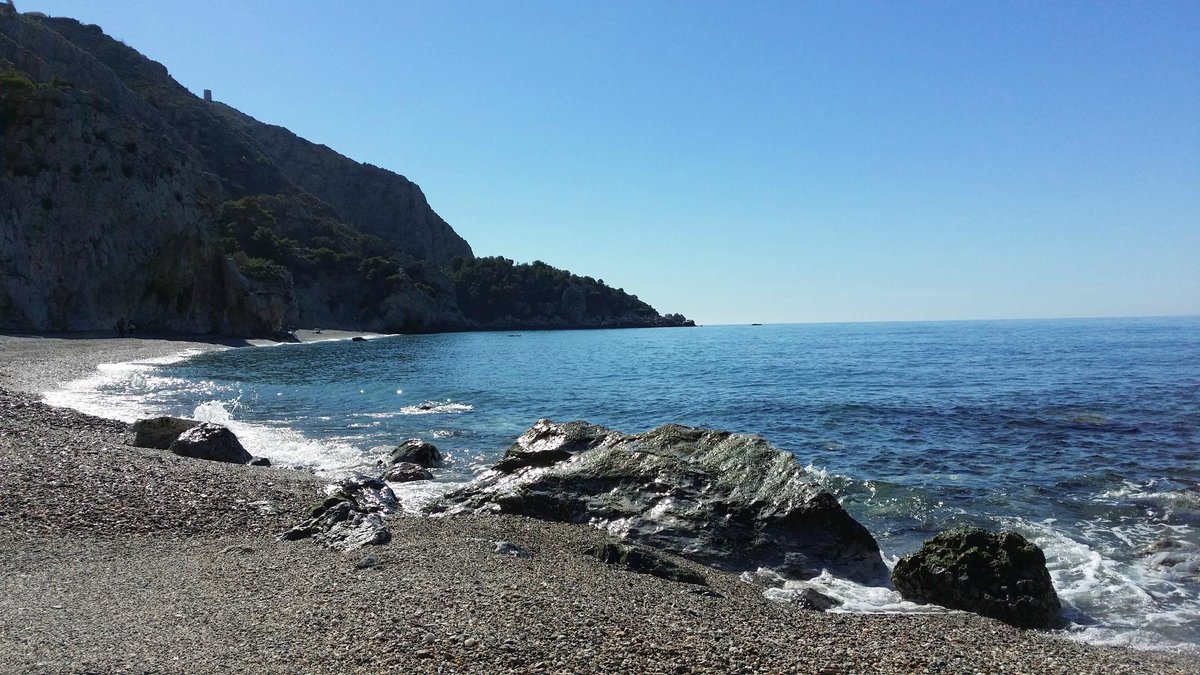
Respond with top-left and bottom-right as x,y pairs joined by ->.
0,334 -> 1195,674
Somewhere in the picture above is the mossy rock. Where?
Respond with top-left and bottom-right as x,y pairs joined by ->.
892,526 -> 1062,629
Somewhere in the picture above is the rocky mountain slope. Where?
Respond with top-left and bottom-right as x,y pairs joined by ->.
0,5 -> 690,335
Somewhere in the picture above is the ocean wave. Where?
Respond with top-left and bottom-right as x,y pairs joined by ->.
996,516 -> 1200,652
191,399 -> 366,474
398,400 -> 474,415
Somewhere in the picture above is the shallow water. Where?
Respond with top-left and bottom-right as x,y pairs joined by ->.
47,318 -> 1200,651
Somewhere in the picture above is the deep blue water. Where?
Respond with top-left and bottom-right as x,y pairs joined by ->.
54,317 -> 1200,650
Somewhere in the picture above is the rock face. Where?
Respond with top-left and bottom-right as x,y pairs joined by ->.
434,419 -> 888,584
211,104 -> 472,267
130,416 -> 200,449
891,527 -> 1062,629
0,10 -> 692,335
167,423 -> 252,464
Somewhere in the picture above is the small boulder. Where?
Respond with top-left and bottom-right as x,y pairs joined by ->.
792,588 -> 842,611
337,474 -> 400,514
167,423 -> 252,464
587,542 -> 707,586
249,457 -> 271,467
494,541 -> 533,559
891,527 -> 1061,629
131,416 -> 200,449
383,461 -> 434,482
385,439 -> 443,468
282,500 -> 391,551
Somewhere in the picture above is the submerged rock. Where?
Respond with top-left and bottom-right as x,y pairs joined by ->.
587,542 -> 707,586
167,423 -> 252,464
383,461 -> 434,483
384,439 -> 444,469
433,419 -> 888,584
131,416 -> 200,449
891,527 -> 1061,629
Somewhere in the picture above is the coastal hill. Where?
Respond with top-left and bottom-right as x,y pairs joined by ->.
0,5 -> 691,335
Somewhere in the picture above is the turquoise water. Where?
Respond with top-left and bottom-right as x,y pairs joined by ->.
53,318 -> 1200,650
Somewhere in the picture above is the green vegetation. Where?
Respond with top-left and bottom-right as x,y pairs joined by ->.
217,192 -> 420,306
0,67 -> 34,91
450,256 -> 660,325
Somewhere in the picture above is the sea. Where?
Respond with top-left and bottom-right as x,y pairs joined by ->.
45,317 -> 1200,652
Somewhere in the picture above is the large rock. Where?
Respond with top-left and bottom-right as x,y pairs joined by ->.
131,416 -> 200,449
384,439 -> 444,469
167,423 -> 252,464
891,527 -> 1062,629
433,419 -> 888,584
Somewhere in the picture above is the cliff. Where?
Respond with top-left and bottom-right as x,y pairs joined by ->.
0,8 -> 689,336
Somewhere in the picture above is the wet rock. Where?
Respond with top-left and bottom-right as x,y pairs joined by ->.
167,423 -> 252,464
351,336 -> 367,342
131,416 -> 200,449
434,419 -> 888,583
384,439 -> 443,469
383,461 -> 433,483
891,527 -> 1062,629
249,457 -> 271,467
336,474 -> 400,514
766,587 -> 842,611
1138,538 -> 1200,577
587,542 -> 707,585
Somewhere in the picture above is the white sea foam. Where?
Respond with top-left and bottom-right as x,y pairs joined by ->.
995,516 -> 1200,652
43,347 -> 222,422
388,478 -> 468,515
190,399 -> 365,474
399,401 -> 474,415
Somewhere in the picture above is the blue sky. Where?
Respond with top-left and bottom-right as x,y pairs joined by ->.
20,1 -> 1199,324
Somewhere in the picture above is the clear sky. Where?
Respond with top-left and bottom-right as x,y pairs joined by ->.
19,0 -> 1200,324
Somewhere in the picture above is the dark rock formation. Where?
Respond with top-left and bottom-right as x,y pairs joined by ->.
383,462 -> 434,483
384,439 -> 444,469
167,423 -> 252,464
587,542 -> 707,586
433,419 -> 888,584
281,499 -> 391,552
211,103 -> 473,267
335,474 -> 400,514
249,457 -> 271,467
281,475 -> 398,552
131,416 -> 200,449
891,527 -> 1062,629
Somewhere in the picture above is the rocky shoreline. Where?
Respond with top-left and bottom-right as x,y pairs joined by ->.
0,335 -> 1196,673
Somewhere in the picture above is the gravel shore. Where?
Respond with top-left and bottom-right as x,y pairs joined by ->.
0,334 -> 1194,674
